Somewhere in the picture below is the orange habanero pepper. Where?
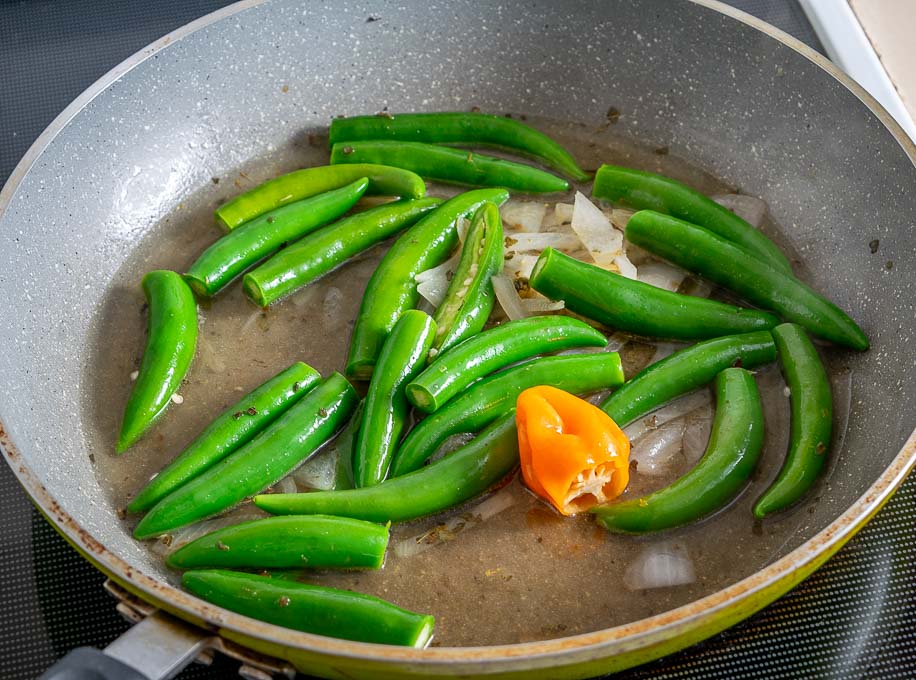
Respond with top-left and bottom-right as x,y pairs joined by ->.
516,385 -> 630,515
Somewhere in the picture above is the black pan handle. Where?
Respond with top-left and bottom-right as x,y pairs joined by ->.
37,610 -> 210,680
39,647 -> 150,680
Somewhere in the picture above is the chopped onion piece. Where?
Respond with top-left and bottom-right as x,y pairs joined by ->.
197,335 -> 227,374
240,309 -> 263,335
682,405 -> 713,466
553,203 -> 574,224
416,253 -> 461,307
623,390 -> 712,443
571,192 -> 622,267
630,420 -> 687,477
637,261 -> 687,292
649,341 -> 687,364
393,487 -> 515,559
492,273 -> 529,320
292,449 -> 338,491
501,200 -> 547,232
275,475 -> 297,495
502,253 -> 540,281
322,286 -> 344,329
613,253 -> 638,280
151,506 -> 265,557
624,541 -> 696,590
712,193 -> 767,228
505,232 -> 582,253
291,284 -> 320,308
456,217 -> 471,244
521,296 -> 565,313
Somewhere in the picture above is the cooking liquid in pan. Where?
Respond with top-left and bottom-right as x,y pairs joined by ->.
86,116 -> 851,646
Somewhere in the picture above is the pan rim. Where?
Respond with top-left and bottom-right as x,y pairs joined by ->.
1,0 -> 914,669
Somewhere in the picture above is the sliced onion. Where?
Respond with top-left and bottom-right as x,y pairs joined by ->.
629,420 -> 687,477
637,261 -> 687,292
240,309 -> 263,335
322,286 -> 344,329
500,200 -> 547,232
197,335 -> 227,374
613,253 -> 638,280
292,449 -> 338,491
291,284 -> 320,308
456,217 -> 471,243
502,253 -> 540,281
274,475 -> 297,495
151,505 -> 265,557
521,295 -> 565,314
649,341 -> 687,364
492,273 -> 529,320
393,487 -> 516,559
682,404 -> 713,466
571,192 -> 622,268
623,390 -> 712,443
624,541 -> 696,590
712,193 -> 767,228
416,253 -> 461,307
553,202 -> 574,224
504,231 -> 582,254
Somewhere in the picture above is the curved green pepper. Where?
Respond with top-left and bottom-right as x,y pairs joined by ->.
128,362 -> 321,512
167,515 -> 388,570
345,188 -> 510,380
185,179 -> 368,297
407,316 -> 608,413
332,399 -> 364,491
754,323 -> 832,518
391,352 -> 624,478
353,311 -> 437,487
215,164 -> 426,231
117,271 -> 198,453
328,111 -> 590,181
601,331 -> 776,427
593,367 -> 764,533
529,248 -> 779,340
592,164 -> 791,272
255,410 -> 519,523
331,140 -> 569,193
431,201 -> 504,355
134,373 -> 357,539
625,210 -> 869,350
182,570 -> 434,647
243,197 -> 443,307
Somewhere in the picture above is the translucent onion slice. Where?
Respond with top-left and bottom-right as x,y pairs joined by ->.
624,541 -> 696,590
623,390 -> 712,443
629,420 -> 687,477
501,200 -> 547,232
553,202 -> 574,224
505,232 -> 582,253
712,193 -> 767,228
492,273 -> 529,320
637,261 -> 687,292
416,253 -> 461,307
571,191 -> 622,268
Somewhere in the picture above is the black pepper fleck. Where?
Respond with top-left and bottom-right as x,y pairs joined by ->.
869,238 -> 879,253
606,107 -> 621,124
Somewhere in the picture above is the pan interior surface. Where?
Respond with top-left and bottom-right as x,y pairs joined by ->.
0,0 -> 913,667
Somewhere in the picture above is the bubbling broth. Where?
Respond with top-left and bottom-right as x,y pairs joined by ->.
85,116 -> 846,646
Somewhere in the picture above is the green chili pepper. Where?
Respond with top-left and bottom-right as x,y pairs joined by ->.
754,323 -> 832,519
529,248 -> 779,340
391,352 -> 624,478
331,140 -> 569,194
407,316 -> 609,414
593,367 -> 764,533
601,331 -> 776,427
625,210 -> 869,350
128,363 -> 321,512
592,164 -> 791,272
328,112 -> 590,182
353,311 -> 438,487
333,399 -> 363,491
215,164 -> 426,231
166,515 -> 388,570
117,271 -> 198,453
185,179 -> 368,297
133,373 -> 357,539
346,188 -> 510,380
182,570 -> 434,647
255,410 -> 519,523
431,202 -> 504,355
243,197 -> 443,307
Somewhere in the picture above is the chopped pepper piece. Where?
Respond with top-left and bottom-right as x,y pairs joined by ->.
516,386 -> 630,515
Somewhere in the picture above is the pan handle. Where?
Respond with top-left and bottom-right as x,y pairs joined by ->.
39,610 -> 210,680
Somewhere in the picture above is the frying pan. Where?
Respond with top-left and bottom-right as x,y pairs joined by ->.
1,0 -> 914,678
